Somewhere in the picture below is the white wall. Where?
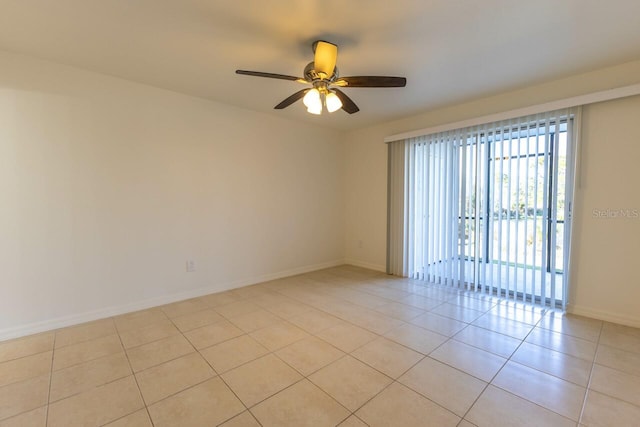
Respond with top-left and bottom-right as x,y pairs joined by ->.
344,60 -> 640,326
569,95 -> 640,326
0,51 -> 345,339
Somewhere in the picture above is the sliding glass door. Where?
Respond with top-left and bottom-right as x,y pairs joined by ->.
480,119 -> 568,304
404,109 -> 578,307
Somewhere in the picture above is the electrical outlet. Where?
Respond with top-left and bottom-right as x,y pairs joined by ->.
358,240 -> 363,248
186,260 -> 196,272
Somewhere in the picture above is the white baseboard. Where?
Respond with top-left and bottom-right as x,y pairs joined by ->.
343,258 -> 387,273
0,259 -> 345,342
7,259 -> 639,341
566,303 -> 640,328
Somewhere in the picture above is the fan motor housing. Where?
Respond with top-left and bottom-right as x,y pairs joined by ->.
304,62 -> 338,83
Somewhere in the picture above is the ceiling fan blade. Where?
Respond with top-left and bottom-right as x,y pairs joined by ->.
274,89 -> 309,109
313,41 -> 338,78
334,76 -> 407,87
333,89 -> 360,114
236,70 -> 304,82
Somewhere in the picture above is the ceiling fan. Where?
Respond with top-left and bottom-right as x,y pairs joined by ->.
236,40 -> 407,115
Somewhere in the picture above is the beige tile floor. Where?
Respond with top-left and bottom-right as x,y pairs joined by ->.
1,265 -> 640,426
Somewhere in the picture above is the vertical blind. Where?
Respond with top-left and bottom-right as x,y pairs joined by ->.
387,108 -> 580,308
387,140 -> 408,276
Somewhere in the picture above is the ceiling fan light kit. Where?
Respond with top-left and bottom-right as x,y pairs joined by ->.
325,91 -> 342,113
236,40 -> 407,115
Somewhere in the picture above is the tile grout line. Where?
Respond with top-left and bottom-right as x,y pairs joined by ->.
269,284 -> 433,336
0,346 -> 53,365
51,329 -> 116,351
139,310 -> 239,425
127,306 -> 267,421
48,368 -> 132,405
0,351 -> 53,390
217,409 -> 264,427
186,314 -> 263,427
114,320 -> 157,427
396,301 -> 502,388
310,360 -> 394,423
575,364 -> 640,407
264,351 -> 353,424
113,305 -> 322,421
314,328 -> 468,423
47,332 -> 124,373
45,330 -> 56,426
458,306 -> 552,423
577,319 -> 604,425
216,283 -> 427,424
459,305 -> 600,386
462,308 -> 605,424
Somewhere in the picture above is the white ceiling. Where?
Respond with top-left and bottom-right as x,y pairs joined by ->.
1,1 -> 640,131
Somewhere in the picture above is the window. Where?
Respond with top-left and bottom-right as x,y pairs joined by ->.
388,109 -> 579,308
